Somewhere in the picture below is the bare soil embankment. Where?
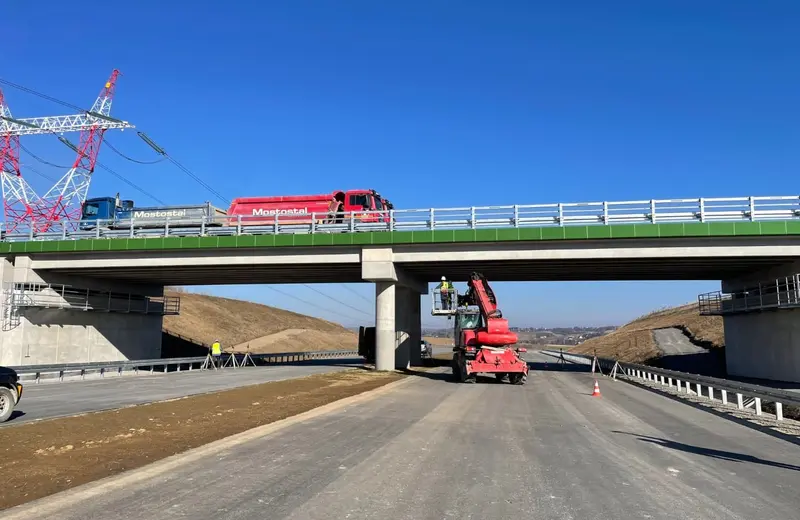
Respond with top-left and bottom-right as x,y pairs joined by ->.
163,290 -> 359,354
570,303 -> 723,363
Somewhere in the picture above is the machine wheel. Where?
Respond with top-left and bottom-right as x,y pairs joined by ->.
509,373 -> 527,385
451,354 -> 463,382
0,386 -> 16,423
495,373 -> 510,383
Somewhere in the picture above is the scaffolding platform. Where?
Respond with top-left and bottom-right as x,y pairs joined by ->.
2,282 -> 181,331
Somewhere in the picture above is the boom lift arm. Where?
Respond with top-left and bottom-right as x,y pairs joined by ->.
461,272 -> 518,347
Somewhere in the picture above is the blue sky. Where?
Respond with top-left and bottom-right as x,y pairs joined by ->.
5,1 -> 799,328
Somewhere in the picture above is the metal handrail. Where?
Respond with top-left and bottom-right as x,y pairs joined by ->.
540,350 -> 800,419
2,195 -> 799,242
699,273 -> 800,315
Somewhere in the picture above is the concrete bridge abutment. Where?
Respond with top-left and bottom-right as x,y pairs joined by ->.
0,255 -> 166,366
721,261 -> 800,383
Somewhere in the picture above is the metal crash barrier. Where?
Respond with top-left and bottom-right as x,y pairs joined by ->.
540,349 -> 800,422
10,349 -> 361,384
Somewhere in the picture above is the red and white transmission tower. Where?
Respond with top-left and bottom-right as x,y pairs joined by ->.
0,90 -> 41,229
0,69 -> 133,232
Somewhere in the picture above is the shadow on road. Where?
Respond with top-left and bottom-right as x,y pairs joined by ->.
612,431 -> 800,472
2,410 -> 26,424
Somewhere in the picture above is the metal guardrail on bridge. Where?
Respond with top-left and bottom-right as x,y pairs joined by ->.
699,273 -> 800,315
540,350 -> 800,421
2,195 -> 799,242
11,349 -> 361,383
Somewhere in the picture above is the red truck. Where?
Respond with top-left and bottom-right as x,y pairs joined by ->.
227,189 -> 392,225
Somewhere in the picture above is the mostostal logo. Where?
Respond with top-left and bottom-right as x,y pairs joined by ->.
133,209 -> 188,218
252,208 -> 309,216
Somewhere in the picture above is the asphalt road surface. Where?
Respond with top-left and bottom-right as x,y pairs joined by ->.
9,350 -> 800,519
653,328 -> 706,355
4,359 -> 361,426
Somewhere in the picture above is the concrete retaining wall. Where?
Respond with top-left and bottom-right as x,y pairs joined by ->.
1,310 -> 163,366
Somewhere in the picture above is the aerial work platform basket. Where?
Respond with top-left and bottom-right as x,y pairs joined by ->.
432,287 -> 459,316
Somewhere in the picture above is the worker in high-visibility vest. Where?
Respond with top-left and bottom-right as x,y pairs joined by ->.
211,340 -> 222,364
437,276 -> 453,311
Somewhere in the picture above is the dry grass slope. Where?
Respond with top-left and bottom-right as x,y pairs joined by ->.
570,302 -> 724,363
163,290 -> 358,353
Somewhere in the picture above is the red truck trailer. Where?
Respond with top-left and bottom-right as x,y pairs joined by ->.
227,189 -> 391,225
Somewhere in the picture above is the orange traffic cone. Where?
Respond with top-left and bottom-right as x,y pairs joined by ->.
591,380 -> 601,397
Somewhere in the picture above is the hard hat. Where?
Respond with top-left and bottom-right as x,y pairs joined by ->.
441,276 -> 446,281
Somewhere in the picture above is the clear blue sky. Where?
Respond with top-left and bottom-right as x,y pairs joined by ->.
5,1 -> 799,328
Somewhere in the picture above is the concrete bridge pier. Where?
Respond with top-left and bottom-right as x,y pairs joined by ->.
373,281 -> 425,371
363,247 -> 427,371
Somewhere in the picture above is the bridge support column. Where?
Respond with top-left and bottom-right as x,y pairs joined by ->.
375,281 -> 396,371
408,289 -> 422,366
394,286 -> 422,369
363,247 -> 427,371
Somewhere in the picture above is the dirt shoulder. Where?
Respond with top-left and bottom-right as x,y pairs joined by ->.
0,370 -> 402,511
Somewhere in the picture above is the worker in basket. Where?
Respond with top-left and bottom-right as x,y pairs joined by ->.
437,276 -> 454,311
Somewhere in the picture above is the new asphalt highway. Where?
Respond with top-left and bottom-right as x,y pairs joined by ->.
3,359 -> 361,426
7,351 -> 799,520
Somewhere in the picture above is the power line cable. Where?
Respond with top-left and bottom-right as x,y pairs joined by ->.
136,132 -> 230,205
264,286 -> 365,323
0,77 -> 85,112
339,284 -> 374,306
19,162 -> 57,183
95,160 -> 166,205
0,76 -> 227,205
101,136 -> 165,165
19,142 -> 70,169
301,284 -> 373,317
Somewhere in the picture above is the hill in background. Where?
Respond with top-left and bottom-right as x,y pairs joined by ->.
570,303 -> 724,363
163,289 -> 358,354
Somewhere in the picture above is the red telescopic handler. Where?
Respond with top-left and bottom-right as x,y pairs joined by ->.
432,272 -> 529,384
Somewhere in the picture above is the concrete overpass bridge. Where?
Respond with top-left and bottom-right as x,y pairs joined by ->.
2,195 -> 800,381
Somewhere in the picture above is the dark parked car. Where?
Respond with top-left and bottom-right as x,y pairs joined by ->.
0,366 -> 23,422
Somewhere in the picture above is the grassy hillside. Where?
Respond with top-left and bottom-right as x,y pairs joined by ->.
570,302 -> 724,363
163,290 -> 358,354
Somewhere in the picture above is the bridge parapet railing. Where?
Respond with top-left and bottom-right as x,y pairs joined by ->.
698,274 -> 800,315
540,349 -> 800,421
1,195 -> 800,242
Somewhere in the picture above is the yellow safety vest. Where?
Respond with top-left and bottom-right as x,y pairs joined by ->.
441,281 -> 451,290
211,342 -> 221,355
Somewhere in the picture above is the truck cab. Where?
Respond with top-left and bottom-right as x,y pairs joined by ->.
80,195 -> 133,230
346,189 -> 392,223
